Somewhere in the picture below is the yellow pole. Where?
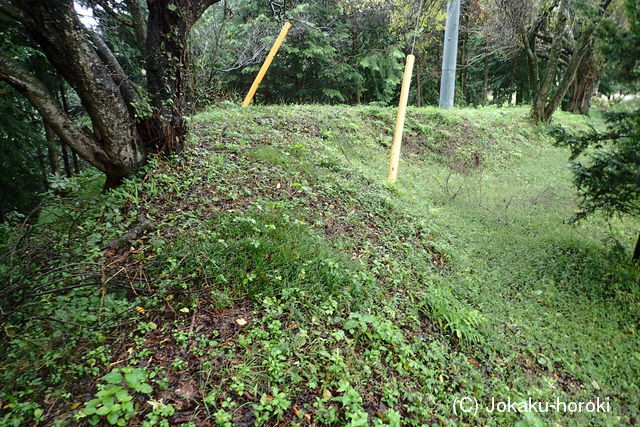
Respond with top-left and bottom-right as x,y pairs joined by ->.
388,54 -> 415,184
242,22 -> 292,107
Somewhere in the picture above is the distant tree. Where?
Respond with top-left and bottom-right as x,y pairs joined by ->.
188,0 -> 446,106
389,0 -> 447,106
0,0 -> 219,187
563,38 -> 604,115
554,110 -> 640,259
482,0 -> 613,123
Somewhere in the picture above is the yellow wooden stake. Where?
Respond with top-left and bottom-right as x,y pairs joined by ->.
388,54 -> 415,184
242,21 -> 292,107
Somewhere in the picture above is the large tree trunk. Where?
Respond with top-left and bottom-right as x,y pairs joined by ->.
522,6 -> 549,109
141,0 -> 217,153
0,1 -> 146,186
634,233 -> 640,261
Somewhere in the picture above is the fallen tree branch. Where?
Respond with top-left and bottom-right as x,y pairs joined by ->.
102,216 -> 153,250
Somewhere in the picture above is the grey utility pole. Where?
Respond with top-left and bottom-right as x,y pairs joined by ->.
438,0 -> 461,108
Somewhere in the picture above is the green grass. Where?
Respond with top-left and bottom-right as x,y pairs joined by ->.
1,104 -> 638,426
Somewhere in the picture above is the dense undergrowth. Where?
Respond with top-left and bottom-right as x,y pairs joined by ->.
1,105 -> 639,426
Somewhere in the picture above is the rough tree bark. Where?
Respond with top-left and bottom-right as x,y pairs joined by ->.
0,0 -> 219,186
141,0 -> 218,153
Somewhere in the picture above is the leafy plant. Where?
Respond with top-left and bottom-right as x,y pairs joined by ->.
143,399 -> 175,427
80,367 -> 154,425
253,387 -> 291,424
421,287 -> 485,344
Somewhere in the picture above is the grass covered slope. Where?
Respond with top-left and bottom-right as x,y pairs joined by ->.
1,105 -> 639,426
